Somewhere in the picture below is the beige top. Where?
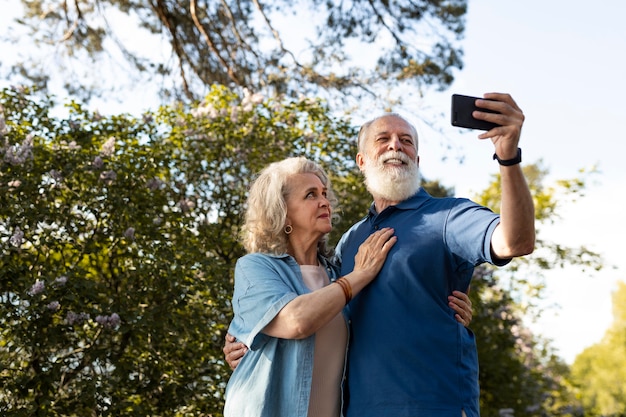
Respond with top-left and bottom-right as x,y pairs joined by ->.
300,264 -> 349,417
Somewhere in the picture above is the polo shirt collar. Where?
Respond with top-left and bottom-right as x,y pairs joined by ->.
367,187 -> 430,217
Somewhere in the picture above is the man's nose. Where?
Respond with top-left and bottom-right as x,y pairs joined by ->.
388,135 -> 402,151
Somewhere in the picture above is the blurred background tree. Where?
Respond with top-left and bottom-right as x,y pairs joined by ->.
569,281 -> 626,416
0,85 -> 360,415
4,0 -> 466,106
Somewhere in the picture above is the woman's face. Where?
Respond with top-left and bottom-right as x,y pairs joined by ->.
285,172 -> 332,240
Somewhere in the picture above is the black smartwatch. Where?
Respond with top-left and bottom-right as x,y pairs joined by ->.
493,148 -> 522,166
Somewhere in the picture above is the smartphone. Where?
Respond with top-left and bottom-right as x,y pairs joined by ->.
451,94 -> 500,131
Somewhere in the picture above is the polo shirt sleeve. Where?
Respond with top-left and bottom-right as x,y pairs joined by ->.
445,198 -> 510,267
228,255 -> 298,351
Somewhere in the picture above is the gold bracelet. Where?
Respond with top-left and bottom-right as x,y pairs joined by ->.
333,277 -> 352,304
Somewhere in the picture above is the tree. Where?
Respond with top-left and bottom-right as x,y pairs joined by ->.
570,281 -> 626,417
0,85 -> 361,415
3,0 -> 466,104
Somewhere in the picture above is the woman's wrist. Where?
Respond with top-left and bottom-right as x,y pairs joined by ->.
333,277 -> 352,304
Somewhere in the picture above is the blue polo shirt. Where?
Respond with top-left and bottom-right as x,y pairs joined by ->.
335,188 -> 505,417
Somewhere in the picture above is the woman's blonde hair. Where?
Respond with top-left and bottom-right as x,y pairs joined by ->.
241,157 -> 338,256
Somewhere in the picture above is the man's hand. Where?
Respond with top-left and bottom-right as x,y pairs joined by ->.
223,333 -> 247,370
448,290 -> 473,327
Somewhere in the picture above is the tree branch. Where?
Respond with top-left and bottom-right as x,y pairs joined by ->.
190,0 -> 242,86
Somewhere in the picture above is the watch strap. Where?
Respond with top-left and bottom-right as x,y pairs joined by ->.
493,148 -> 522,166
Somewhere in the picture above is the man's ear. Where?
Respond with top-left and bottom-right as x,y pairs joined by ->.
356,152 -> 365,172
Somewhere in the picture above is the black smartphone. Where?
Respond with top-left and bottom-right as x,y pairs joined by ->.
451,94 -> 500,131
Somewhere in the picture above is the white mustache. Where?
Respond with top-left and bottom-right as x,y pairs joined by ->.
377,151 -> 413,166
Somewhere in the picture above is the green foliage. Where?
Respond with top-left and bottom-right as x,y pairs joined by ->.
0,85 -> 360,415
5,0 -> 466,103
473,163 -> 602,313
570,281 -> 626,417
469,266 -> 581,417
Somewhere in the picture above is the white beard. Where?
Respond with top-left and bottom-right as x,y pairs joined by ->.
362,151 -> 421,202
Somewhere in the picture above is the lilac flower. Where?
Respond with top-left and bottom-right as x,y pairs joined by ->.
123,227 -> 135,240
47,301 -> 60,311
48,169 -> 63,182
178,198 -> 195,213
93,156 -> 104,169
0,105 -> 6,136
241,88 -> 264,112
191,101 -> 218,119
3,134 -> 33,166
96,313 -> 121,328
99,170 -> 117,183
9,227 -> 24,247
66,311 -> 90,325
28,279 -> 45,296
100,136 -> 116,157
146,177 -> 164,191
230,106 -> 239,123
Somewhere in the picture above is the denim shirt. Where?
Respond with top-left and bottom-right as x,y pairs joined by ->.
224,252 -> 346,417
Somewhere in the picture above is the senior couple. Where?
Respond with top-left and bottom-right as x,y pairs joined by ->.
222,93 -> 535,417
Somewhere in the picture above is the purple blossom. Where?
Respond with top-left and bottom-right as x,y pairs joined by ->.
99,170 -> 117,183
241,88 -> 264,112
146,177 -> 164,191
48,169 -> 63,183
191,101 -> 218,119
178,198 -> 195,213
123,227 -> 135,240
47,301 -> 60,311
93,156 -> 104,169
28,279 -> 45,296
10,227 -> 24,247
0,105 -> 6,136
65,311 -> 90,325
3,134 -> 33,166
100,136 -> 116,157
96,313 -> 121,328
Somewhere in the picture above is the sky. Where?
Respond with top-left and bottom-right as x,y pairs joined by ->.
419,1 -> 626,364
2,0 -> 625,364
